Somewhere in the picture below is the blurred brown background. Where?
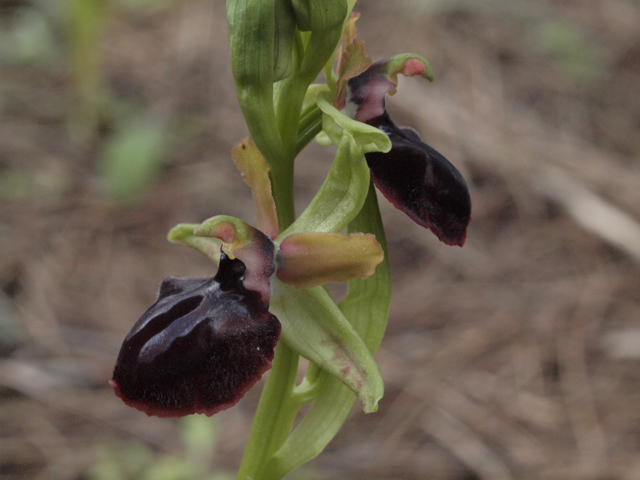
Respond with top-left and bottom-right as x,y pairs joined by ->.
1,0 -> 640,478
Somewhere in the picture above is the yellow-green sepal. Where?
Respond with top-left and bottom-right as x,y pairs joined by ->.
282,133 -> 371,236
232,138 -> 279,240
316,91 -> 391,152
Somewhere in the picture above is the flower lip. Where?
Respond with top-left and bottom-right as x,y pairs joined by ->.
365,112 -> 471,246
111,253 -> 281,418
337,54 -> 471,246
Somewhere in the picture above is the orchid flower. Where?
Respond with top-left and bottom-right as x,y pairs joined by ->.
319,14 -> 471,246
111,139 -> 384,417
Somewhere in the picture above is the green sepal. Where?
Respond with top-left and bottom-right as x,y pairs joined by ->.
269,278 -> 384,414
276,232 -> 383,288
263,182 -> 392,479
167,223 -> 221,265
301,84 -> 329,111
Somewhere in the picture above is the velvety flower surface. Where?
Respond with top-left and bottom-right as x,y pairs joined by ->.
112,141 -> 387,418
110,253 -> 281,418
345,58 -> 472,246
365,112 -> 471,246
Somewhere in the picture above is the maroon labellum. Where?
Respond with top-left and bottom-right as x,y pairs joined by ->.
110,254 -> 281,417
365,112 -> 471,246
346,57 -> 471,246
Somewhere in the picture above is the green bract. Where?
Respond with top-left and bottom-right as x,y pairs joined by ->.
269,280 -> 383,412
226,0 -> 283,166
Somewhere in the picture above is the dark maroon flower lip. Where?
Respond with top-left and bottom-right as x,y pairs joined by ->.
365,112 -> 471,247
345,59 -> 472,247
111,254 -> 280,418
109,377 -> 266,418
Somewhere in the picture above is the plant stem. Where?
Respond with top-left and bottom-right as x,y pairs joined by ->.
235,342 -> 299,480
236,111 -> 300,479
269,163 -> 296,230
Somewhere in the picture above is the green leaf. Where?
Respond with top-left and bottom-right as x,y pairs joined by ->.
269,278 -> 384,413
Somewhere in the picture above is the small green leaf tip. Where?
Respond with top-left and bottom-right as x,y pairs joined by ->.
167,223 -> 222,264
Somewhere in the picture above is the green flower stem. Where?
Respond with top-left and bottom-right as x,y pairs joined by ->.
269,162 -> 296,230
234,3 -> 377,477
276,74 -> 309,157
235,342 -> 300,480
236,88 -> 300,478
